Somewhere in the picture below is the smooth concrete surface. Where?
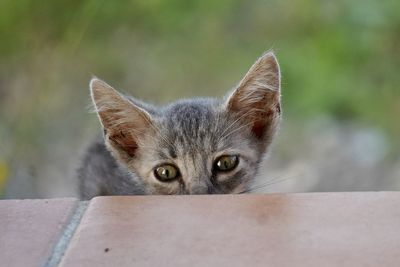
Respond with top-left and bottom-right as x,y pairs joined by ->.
0,198 -> 77,267
58,193 -> 400,267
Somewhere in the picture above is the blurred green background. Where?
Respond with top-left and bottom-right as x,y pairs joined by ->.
1,0 -> 399,198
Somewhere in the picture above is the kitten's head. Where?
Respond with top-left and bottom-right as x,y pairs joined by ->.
90,52 -> 281,194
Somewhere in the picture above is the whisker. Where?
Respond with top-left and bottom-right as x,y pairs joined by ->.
219,121 -> 255,141
238,175 -> 296,194
217,109 -> 254,138
142,115 -> 175,149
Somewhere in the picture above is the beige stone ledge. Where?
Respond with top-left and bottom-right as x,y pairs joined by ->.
1,192 -> 400,267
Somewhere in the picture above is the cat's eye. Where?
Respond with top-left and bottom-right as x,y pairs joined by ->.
214,155 -> 239,172
154,164 -> 180,182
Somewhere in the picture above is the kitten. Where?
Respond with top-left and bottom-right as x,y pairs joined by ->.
78,51 -> 281,199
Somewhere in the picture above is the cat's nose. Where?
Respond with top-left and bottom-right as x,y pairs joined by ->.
187,183 -> 215,195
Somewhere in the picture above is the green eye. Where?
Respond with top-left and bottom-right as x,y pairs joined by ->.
214,155 -> 239,172
154,165 -> 179,182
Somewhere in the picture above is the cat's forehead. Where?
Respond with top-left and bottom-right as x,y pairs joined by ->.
155,99 -> 223,149
162,99 -> 219,125
144,99 -> 255,161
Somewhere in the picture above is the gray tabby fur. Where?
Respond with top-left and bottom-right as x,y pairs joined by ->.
78,51 -> 281,199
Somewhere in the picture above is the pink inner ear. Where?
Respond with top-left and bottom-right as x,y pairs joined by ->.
108,131 -> 138,157
252,120 -> 267,139
250,108 -> 274,139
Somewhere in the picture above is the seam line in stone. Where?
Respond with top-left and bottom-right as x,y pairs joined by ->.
43,201 -> 89,267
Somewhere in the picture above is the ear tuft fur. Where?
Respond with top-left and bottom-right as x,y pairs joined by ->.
225,51 -> 281,147
89,78 -> 153,159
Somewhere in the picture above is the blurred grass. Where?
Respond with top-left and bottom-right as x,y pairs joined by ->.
0,161 -> 8,195
0,0 -> 399,196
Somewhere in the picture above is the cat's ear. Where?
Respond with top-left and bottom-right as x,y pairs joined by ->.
90,78 -> 153,159
225,51 -> 281,147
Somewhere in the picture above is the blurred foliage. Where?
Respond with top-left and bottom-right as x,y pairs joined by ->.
0,0 -> 399,197
0,161 -> 8,194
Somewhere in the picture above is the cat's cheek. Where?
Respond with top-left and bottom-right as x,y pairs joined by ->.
216,170 -> 240,183
149,181 -> 181,195
231,184 -> 248,194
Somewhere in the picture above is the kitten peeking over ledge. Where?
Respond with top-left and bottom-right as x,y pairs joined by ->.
78,51 -> 281,199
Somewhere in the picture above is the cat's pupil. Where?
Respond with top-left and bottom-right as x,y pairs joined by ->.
155,165 -> 179,182
164,169 -> 169,177
215,155 -> 239,172
224,161 -> 229,169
